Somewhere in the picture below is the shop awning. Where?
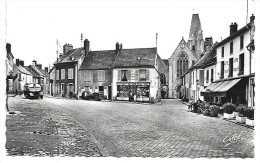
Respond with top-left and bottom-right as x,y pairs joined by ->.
201,78 -> 242,97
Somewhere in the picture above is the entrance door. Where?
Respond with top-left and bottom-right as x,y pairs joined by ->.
99,86 -> 104,98
108,86 -> 111,100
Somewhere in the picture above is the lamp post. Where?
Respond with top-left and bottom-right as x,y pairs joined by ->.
196,79 -> 199,101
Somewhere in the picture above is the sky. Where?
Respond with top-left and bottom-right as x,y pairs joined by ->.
3,0 -> 257,69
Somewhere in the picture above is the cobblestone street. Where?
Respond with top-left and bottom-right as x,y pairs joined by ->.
6,95 -> 254,158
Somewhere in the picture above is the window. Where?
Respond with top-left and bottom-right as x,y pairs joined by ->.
240,35 -> 244,50
221,61 -> 224,78
206,70 -> 209,83
221,47 -> 224,58
239,53 -> 244,75
84,70 -> 92,81
139,69 -> 146,81
177,53 -> 189,77
56,70 -> 59,80
229,58 -> 233,77
230,41 -> 233,54
121,70 -> 128,81
98,70 -> 105,81
211,69 -> 214,82
61,69 -> 65,79
68,68 -> 73,79
192,72 -> 194,84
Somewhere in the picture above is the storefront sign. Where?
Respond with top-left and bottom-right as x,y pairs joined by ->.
117,82 -> 150,86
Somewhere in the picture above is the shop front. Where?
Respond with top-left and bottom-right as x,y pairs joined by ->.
116,82 -> 150,102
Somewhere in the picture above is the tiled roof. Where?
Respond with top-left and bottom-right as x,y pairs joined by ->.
24,66 -> 40,77
79,50 -> 117,70
14,64 -> 32,75
114,48 -> 157,68
193,43 -> 217,68
31,65 -> 45,76
162,59 -> 169,67
54,48 -> 83,64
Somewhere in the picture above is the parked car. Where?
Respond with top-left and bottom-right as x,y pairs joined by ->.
24,83 -> 43,99
82,91 -> 102,101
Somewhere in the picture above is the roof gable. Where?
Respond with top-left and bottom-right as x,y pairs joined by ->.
170,38 -> 196,60
54,48 -> 84,64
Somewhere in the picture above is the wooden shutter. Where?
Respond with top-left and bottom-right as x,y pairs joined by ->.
145,69 -> 149,81
126,70 -> 131,81
117,70 -> 121,81
199,70 -> 204,85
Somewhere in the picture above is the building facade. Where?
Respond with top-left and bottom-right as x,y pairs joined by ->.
6,43 -> 14,93
201,15 -> 255,107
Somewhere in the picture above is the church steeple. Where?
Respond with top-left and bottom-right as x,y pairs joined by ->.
187,13 -> 204,60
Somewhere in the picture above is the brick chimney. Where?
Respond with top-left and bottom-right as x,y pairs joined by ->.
119,43 -> 123,51
250,14 -> 255,23
84,39 -> 90,56
32,60 -> 37,66
6,43 -> 11,54
16,59 -> 20,66
116,42 -> 120,53
19,60 -> 24,67
63,43 -> 73,55
44,67 -> 48,73
230,22 -> 238,36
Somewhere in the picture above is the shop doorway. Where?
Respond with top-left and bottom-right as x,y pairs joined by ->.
99,86 -> 104,98
108,86 -> 112,100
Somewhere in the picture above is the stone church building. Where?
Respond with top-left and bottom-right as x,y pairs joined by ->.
168,14 -> 204,98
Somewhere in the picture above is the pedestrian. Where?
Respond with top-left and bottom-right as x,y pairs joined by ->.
188,96 -> 194,112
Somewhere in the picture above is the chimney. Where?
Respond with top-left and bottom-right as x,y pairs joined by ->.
32,60 -> 37,66
84,39 -> 90,56
250,14 -> 255,23
44,67 -> 48,73
120,43 -> 123,51
116,42 -> 120,53
6,43 -> 11,54
59,53 -> 63,58
230,22 -> 238,35
16,59 -> 20,66
63,43 -> 73,54
36,64 -> 42,70
19,60 -> 24,67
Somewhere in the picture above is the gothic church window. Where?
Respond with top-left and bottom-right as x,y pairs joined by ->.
177,53 -> 189,78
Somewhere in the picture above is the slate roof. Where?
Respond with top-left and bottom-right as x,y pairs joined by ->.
162,59 -> 169,67
54,48 -> 83,64
24,66 -> 40,77
114,48 -> 157,68
79,50 -> 117,70
14,64 -> 32,75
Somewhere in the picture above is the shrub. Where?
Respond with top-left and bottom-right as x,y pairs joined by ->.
209,105 -> 220,117
246,107 -> 254,120
223,103 -> 236,114
236,104 -> 247,117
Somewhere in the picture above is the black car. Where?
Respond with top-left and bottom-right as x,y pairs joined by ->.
82,91 -> 102,101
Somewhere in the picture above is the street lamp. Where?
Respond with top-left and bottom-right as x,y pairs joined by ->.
196,79 -> 199,101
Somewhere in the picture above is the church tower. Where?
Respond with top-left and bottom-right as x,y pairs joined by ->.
187,14 -> 204,60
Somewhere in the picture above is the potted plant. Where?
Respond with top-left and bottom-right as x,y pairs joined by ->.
223,103 -> 236,119
235,104 -> 247,124
209,105 -> 220,117
232,104 -> 240,117
246,107 -> 254,126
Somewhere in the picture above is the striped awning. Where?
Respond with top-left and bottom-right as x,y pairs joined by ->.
201,78 -> 242,97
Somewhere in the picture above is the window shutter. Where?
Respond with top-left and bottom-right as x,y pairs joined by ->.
117,70 -> 121,81
199,70 -> 204,85
127,70 -> 131,80
145,69 -> 149,81
135,70 -> 139,81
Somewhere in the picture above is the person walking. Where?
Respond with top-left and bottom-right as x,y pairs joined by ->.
188,96 -> 194,112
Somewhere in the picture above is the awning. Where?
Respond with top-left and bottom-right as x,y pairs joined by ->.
201,78 -> 242,97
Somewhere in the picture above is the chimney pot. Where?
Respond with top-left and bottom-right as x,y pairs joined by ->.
230,22 -> 238,36
16,59 -> 20,66
6,43 -> 11,54
44,67 -> 48,73
84,39 -> 90,56
116,42 -> 120,53
250,14 -> 255,22
19,60 -> 24,67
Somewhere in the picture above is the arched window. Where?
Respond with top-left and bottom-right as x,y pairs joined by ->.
177,52 -> 189,78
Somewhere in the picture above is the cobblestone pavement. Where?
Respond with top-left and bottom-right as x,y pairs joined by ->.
6,96 -> 102,157
6,96 -> 254,158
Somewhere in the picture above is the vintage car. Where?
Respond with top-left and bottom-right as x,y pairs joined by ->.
81,91 -> 102,101
24,83 -> 43,99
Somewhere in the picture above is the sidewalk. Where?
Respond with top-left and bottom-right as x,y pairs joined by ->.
6,96 -> 102,156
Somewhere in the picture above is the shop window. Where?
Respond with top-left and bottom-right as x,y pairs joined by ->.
121,70 -> 128,81
117,85 -> 129,98
230,41 -> 233,54
139,69 -> 146,81
136,85 -> 150,100
239,53 -> 244,75
240,35 -> 244,50
229,58 -> 233,77
220,61 -> 224,79
98,70 -> 105,81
